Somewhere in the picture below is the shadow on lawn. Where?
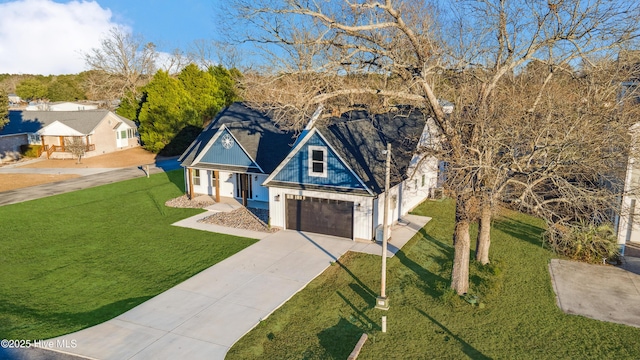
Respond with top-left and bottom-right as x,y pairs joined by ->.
2,296 -> 154,339
416,308 -> 491,360
164,168 -> 186,193
335,260 -> 376,298
317,317 -> 366,360
391,227 -> 454,297
493,217 -> 545,248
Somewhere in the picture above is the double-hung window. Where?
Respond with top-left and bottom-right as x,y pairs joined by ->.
308,146 -> 327,177
193,169 -> 201,186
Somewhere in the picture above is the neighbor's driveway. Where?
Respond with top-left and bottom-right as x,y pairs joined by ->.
549,258 -> 640,328
0,159 -> 180,206
45,214 -> 429,360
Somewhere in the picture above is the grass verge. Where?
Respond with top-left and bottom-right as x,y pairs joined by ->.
227,199 -> 640,359
0,170 -> 256,339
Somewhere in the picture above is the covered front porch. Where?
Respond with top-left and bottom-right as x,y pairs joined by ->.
185,167 -> 270,206
40,135 -> 96,159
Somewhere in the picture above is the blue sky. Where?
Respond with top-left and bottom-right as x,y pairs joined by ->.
0,0 -> 224,74
94,0 -> 222,51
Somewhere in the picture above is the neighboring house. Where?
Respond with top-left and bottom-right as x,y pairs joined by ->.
0,110 -> 139,161
615,53 -> 640,249
25,101 -> 99,111
617,123 -> 640,246
8,93 -> 21,105
180,102 -> 441,241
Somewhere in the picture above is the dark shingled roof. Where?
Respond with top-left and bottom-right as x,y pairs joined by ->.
180,102 -> 296,173
0,110 -> 133,136
181,103 -> 429,194
318,107 -> 428,194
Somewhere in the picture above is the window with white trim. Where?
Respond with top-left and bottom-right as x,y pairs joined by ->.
193,169 -> 201,185
28,133 -> 41,145
308,146 -> 327,177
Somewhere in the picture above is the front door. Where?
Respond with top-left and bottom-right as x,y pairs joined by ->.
116,130 -> 127,147
235,174 -> 252,205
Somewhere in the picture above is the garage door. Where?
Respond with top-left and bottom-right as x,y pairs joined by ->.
286,195 -> 353,239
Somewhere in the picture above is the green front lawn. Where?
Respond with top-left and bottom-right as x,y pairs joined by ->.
228,199 -> 640,359
0,170 -> 256,339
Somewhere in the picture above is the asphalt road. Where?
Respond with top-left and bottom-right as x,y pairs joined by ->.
0,160 -> 180,206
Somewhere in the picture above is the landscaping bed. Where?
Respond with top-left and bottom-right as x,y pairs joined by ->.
198,207 -> 277,233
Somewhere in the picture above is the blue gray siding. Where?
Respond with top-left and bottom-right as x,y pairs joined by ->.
272,132 -> 365,190
198,128 -> 258,168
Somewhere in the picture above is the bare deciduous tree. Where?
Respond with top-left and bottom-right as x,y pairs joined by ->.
83,27 -> 158,102
64,137 -> 87,164
230,0 -> 640,294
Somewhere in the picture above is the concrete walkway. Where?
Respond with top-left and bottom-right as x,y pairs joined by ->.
44,215 -> 429,360
549,258 -> 640,328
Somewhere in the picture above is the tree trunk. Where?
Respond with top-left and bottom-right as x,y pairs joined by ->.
475,202 -> 491,265
451,195 -> 471,295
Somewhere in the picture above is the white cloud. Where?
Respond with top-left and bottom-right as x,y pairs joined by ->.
0,0 -> 124,75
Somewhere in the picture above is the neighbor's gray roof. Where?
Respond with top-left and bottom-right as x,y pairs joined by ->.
180,102 -> 296,173
1,110 -> 133,136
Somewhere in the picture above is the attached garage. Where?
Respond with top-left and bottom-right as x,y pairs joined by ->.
286,195 -> 354,239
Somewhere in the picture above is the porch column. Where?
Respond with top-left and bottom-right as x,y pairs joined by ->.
86,135 -> 90,151
39,136 -> 45,158
187,168 -> 194,200
214,170 -> 220,202
59,136 -> 65,152
241,174 -> 248,207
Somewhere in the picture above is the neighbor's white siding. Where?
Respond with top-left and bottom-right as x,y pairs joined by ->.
618,156 -> 640,245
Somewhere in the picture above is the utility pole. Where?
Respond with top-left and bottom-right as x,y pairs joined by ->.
376,142 -> 391,311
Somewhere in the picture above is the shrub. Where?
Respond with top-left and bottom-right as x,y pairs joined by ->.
544,222 -> 619,263
19,144 -> 42,158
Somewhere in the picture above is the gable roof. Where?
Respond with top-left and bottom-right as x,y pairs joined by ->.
264,128 -> 373,195
180,102 -> 296,173
0,110 -> 133,136
321,108 -> 428,193
265,107 -> 429,194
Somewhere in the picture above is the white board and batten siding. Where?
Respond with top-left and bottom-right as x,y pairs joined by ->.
268,187 -> 374,241
189,169 -> 269,201
375,154 -> 438,227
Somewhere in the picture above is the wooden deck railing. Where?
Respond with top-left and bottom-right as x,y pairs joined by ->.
43,144 -> 96,158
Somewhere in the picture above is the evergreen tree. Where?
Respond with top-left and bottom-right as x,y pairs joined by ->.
116,90 -> 142,121
15,77 -> 48,100
208,65 -> 242,106
137,70 -> 199,153
46,75 -> 86,101
0,88 -> 8,131
178,64 -> 224,121
126,65 -> 242,155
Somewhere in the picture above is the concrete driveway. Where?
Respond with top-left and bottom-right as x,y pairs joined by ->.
33,214 -> 429,360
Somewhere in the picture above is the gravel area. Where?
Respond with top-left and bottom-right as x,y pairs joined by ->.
165,195 -> 216,208
198,207 -> 278,233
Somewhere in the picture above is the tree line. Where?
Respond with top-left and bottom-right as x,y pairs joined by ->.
1,73 -> 90,102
